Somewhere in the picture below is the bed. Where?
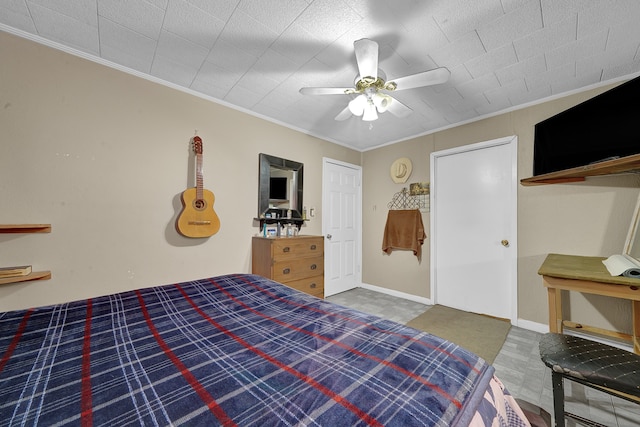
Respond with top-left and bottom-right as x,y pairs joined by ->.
0,273 -> 530,426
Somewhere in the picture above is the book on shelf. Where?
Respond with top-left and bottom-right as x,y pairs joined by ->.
0,265 -> 32,278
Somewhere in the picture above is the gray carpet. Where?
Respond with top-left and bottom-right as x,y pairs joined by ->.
406,304 -> 511,364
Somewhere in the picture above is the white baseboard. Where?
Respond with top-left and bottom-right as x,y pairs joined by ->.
359,282 -> 432,305
515,318 -> 548,333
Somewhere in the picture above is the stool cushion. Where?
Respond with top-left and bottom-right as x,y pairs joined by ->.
539,333 -> 640,398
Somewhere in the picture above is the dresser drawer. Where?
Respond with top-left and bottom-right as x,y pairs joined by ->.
272,256 -> 323,282
285,276 -> 324,298
252,235 -> 324,298
272,238 -> 323,261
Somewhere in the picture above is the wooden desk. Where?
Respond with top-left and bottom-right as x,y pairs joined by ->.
539,253 -> 640,354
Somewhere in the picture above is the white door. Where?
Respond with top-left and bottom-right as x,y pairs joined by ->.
322,158 -> 362,297
430,136 -> 517,322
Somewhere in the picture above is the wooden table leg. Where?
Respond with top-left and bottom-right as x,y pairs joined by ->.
633,300 -> 640,355
546,281 -> 563,333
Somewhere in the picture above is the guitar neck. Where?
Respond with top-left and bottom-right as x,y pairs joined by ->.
196,152 -> 204,200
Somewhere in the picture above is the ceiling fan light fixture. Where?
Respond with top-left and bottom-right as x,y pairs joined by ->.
373,93 -> 392,113
362,101 -> 378,121
348,95 -> 366,116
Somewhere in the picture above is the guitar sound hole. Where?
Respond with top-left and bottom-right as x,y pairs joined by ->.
193,199 -> 207,211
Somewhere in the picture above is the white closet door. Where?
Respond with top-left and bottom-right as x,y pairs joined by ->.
431,136 -> 518,322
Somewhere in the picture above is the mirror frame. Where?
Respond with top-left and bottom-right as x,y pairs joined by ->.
258,153 -> 303,218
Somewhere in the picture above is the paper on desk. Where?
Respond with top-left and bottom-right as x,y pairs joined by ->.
602,254 -> 640,277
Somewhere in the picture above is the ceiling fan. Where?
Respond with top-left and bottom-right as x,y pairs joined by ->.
299,38 -> 450,122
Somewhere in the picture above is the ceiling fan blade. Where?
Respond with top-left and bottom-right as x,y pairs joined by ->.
300,87 -> 354,95
386,96 -> 413,118
354,38 -> 378,80
334,106 -> 352,121
389,68 -> 450,91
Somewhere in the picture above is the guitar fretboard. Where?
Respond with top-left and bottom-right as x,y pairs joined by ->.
196,151 -> 203,201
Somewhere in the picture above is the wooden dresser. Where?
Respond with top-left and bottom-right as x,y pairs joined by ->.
252,235 -> 324,298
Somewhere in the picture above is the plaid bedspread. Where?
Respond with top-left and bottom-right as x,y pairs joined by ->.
0,274 -> 529,426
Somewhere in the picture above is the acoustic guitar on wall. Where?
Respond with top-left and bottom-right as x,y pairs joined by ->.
176,136 -> 221,238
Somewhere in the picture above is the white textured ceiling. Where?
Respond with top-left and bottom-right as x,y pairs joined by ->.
2,0 -> 640,151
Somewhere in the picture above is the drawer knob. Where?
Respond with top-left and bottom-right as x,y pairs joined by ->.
310,264 -> 317,270
283,247 -> 290,253
282,268 -> 291,274
310,244 -> 317,250
310,283 -> 317,288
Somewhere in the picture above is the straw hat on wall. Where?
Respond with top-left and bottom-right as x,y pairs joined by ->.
390,158 -> 412,183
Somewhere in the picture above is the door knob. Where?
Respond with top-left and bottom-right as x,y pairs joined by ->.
326,234 -> 332,240
501,239 -> 509,247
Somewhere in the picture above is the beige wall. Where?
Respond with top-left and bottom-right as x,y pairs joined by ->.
3,31 -> 640,333
0,32 -> 360,311
362,85 -> 640,331
362,138 -> 434,299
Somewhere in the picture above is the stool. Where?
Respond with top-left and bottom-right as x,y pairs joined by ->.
539,333 -> 640,427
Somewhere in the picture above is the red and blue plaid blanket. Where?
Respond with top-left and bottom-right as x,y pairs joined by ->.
0,274 -> 528,426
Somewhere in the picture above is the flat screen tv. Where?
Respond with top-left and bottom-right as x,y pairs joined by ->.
533,75 -> 640,176
269,177 -> 288,200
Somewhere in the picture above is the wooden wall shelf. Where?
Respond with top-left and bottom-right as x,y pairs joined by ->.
1,223 -> 52,285
0,271 -> 51,286
0,224 -> 52,233
521,153 -> 640,186
254,217 -> 306,232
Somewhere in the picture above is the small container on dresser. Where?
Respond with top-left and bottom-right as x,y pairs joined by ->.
252,235 -> 324,298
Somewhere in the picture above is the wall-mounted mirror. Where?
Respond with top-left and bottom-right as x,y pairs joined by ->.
258,153 -> 303,218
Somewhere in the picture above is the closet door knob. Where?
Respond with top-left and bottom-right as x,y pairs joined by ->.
326,234 -> 332,240
501,239 -> 509,247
